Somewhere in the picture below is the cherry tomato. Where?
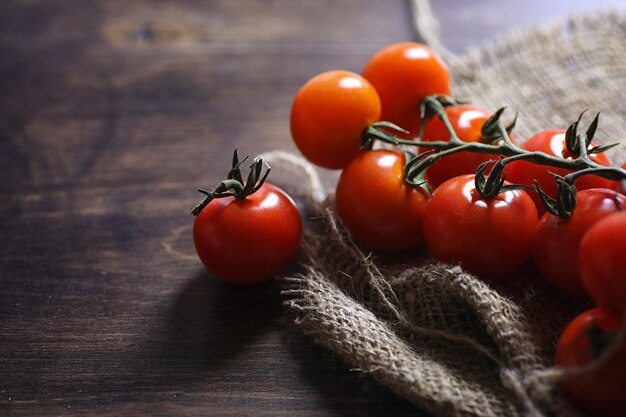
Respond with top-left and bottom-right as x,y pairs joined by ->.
555,307 -> 626,417
362,42 -> 450,137
505,130 -> 617,214
580,211 -> 626,313
423,175 -> 538,279
335,149 -> 430,252
290,70 -> 381,169
421,105 -> 514,188
193,183 -> 302,285
533,189 -> 626,296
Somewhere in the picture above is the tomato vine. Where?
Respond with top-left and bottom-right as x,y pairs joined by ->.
362,95 -> 626,217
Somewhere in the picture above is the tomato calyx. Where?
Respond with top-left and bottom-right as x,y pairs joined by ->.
563,110 -> 617,157
535,165 -> 625,219
480,107 -> 518,144
534,176 -> 577,218
191,148 -> 271,216
528,113 -> 624,218
474,156 -> 532,199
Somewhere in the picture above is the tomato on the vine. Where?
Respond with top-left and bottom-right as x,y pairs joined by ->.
193,183 -> 302,285
192,151 -> 302,285
505,129 -> 617,214
580,211 -> 626,313
423,175 -> 538,279
421,105 -> 514,188
533,189 -> 626,296
555,308 -> 626,417
362,42 -> 450,137
335,149 -> 430,252
290,70 -> 381,169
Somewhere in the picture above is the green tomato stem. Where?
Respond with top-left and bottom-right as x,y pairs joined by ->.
363,96 -> 626,184
191,150 -> 270,216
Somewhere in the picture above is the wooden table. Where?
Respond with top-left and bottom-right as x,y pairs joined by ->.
1,1 -> 622,415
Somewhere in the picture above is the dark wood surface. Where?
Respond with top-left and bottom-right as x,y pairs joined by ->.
1,1 -> 622,416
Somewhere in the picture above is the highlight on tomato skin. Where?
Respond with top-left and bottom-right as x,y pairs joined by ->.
335,149 -> 430,253
290,70 -> 381,170
420,105 -> 515,188
555,307 -> 626,417
579,210 -> 626,314
422,174 -> 538,280
193,183 -> 302,285
532,189 -> 626,297
505,129 -> 618,215
362,42 -> 451,138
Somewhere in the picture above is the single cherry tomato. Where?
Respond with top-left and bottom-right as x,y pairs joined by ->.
290,70 -> 381,169
505,130 -> 617,214
421,105 -> 514,188
335,149 -> 430,252
362,42 -> 450,137
533,189 -> 626,296
423,175 -> 538,279
193,183 -> 302,285
555,307 -> 626,417
580,211 -> 626,313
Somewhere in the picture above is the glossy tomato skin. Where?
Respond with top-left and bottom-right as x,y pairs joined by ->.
335,149 -> 430,252
580,211 -> 626,313
505,130 -> 617,214
362,42 -> 450,138
533,189 -> 626,296
423,175 -> 538,279
421,105 -> 514,188
193,183 -> 302,285
555,308 -> 626,417
290,70 -> 381,169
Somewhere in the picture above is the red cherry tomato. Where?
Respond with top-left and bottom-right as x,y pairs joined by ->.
421,105 -> 514,188
423,175 -> 538,279
505,130 -> 617,214
580,211 -> 626,313
533,189 -> 626,296
193,183 -> 302,284
362,42 -> 450,137
335,149 -> 430,252
290,70 -> 381,169
555,308 -> 626,417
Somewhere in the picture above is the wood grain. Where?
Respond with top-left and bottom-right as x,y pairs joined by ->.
0,0 -> 420,415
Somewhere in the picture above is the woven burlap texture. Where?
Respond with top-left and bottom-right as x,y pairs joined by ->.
281,10 -> 626,417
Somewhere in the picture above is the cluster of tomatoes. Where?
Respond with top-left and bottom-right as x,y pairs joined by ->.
190,41 -> 625,417
288,42 -> 626,417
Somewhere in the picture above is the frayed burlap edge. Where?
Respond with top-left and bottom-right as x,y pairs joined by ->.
281,198 -> 587,417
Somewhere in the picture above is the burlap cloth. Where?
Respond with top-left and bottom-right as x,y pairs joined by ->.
275,5 -> 626,417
